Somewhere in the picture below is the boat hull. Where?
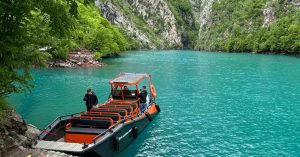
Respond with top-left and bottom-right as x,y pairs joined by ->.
69,104 -> 159,157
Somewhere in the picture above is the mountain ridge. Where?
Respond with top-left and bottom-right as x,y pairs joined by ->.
96,0 -> 300,53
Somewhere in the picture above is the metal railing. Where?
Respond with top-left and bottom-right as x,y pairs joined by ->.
91,107 -> 147,144
92,119 -> 126,144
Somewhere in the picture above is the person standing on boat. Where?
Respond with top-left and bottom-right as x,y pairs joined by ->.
139,86 -> 148,114
83,89 -> 98,111
123,86 -> 131,96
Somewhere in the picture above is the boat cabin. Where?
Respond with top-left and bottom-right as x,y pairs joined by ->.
109,73 -> 155,102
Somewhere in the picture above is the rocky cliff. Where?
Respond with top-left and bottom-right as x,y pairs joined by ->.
95,0 -> 300,53
95,0 -> 182,49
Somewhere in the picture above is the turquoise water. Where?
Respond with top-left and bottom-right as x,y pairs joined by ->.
9,50 -> 300,156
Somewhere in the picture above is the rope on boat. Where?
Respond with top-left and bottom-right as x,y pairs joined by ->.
41,129 -> 58,136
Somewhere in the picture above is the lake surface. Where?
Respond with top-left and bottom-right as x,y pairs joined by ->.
9,50 -> 300,156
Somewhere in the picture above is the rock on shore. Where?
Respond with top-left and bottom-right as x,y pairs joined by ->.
48,49 -> 105,68
0,110 -> 73,157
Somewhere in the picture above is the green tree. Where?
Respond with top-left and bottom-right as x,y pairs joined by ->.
0,0 -> 130,97
73,2 -> 128,56
0,0 -> 76,96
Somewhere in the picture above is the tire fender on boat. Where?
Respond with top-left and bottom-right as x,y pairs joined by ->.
150,84 -> 157,97
132,127 -> 138,139
65,123 -> 71,130
155,104 -> 161,112
113,137 -> 120,151
145,112 -> 153,121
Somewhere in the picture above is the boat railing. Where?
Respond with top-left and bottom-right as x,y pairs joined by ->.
92,118 -> 127,143
92,110 -> 142,144
37,112 -> 81,140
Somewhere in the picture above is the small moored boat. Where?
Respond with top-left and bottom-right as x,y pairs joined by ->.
33,73 -> 160,157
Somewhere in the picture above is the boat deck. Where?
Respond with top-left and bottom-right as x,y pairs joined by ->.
34,140 -> 85,152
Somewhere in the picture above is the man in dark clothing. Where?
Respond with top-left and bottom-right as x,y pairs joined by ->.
83,89 -> 98,111
123,86 -> 131,96
139,86 -> 147,114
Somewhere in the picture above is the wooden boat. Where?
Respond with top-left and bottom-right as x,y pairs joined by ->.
33,73 -> 160,157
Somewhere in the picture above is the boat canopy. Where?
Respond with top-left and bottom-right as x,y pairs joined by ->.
109,73 -> 149,85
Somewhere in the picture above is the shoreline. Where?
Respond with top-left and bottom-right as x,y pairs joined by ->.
46,48 -> 105,68
43,49 -> 300,69
125,49 -> 300,57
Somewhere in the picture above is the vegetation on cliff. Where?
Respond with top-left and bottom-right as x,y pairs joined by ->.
166,0 -> 199,49
196,0 -> 300,53
0,97 -> 10,119
111,0 -> 163,48
73,2 -> 129,58
99,0 -> 299,53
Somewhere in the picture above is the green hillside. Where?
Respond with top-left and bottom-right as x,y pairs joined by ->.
196,0 -> 300,54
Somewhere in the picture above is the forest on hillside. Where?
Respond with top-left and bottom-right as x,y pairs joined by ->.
197,0 -> 300,54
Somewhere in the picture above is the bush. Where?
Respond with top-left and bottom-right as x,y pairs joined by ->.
0,97 -> 11,120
